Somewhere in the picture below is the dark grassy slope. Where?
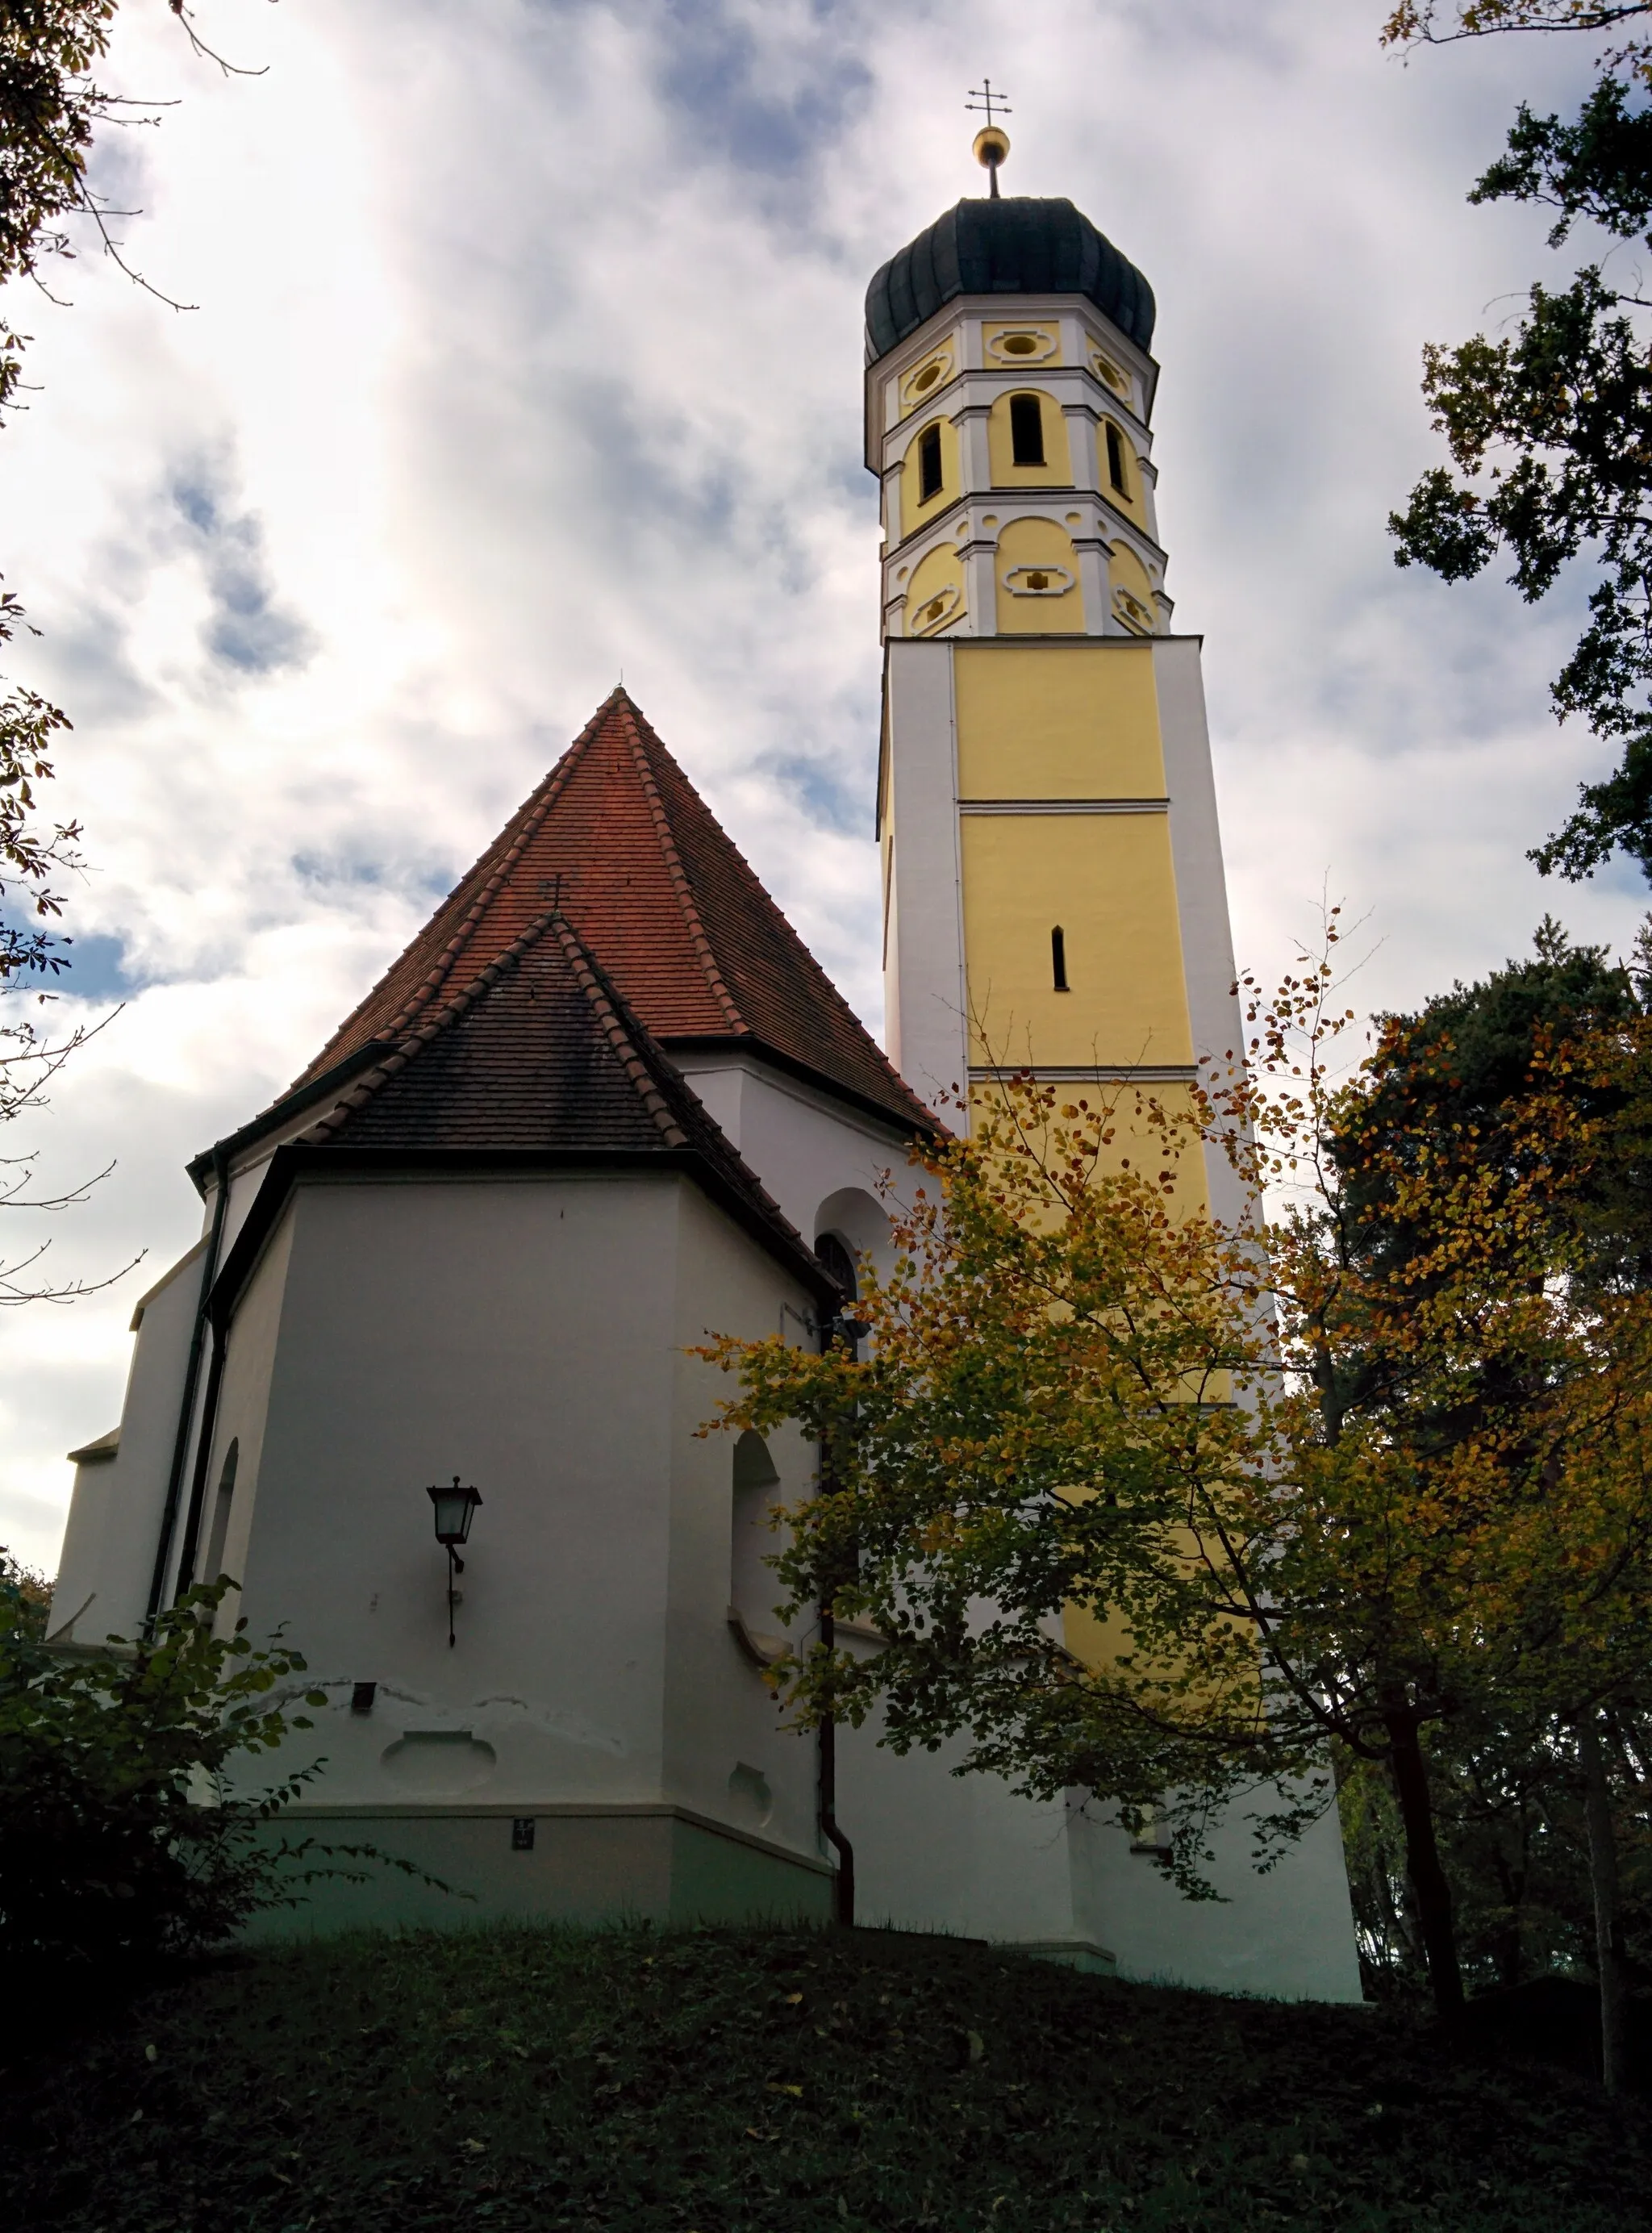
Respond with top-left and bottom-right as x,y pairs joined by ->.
6,1924 -> 1650,2233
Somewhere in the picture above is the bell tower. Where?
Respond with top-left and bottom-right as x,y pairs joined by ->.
870,127 -> 1240,1169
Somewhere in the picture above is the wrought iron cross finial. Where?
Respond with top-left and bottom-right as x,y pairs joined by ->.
965,79 -> 1012,132
966,81 -> 1012,196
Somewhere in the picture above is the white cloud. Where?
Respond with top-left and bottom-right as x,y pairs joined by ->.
0,0 -> 1640,1568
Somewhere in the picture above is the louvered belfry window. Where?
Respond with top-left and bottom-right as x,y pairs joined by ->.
917,423 -> 943,503
1010,394 -> 1045,467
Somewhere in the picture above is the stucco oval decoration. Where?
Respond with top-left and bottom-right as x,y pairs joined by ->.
910,582 -> 962,636
901,349 -> 953,412
1003,563 -> 1074,598
1091,348 -> 1128,395
728,1762 -> 774,1830
381,1730 -> 498,1794
987,325 -> 1058,365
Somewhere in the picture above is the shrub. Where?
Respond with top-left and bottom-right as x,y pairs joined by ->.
0,1567 -> 356,1976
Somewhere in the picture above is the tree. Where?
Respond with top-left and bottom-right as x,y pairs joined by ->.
1384,4 -> 1652,83
1337,1703 -> 1652,1992
0,1563 -> 444,1976
1381,8 -> 1652,877
699,938 -> 1652,2024
0,2 -> 254,1292
1329,919 -> 1652,2084
2,1 -> 261,951
2,1 -> 230,415
0,1566 -> 326,1972
0,1542 -> 51,1638
0,574 -> 116,1304
2,2 -> 146,1002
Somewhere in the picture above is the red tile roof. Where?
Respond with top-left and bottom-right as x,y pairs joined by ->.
294,690 -> 933,1134
288,906 -> 832,1292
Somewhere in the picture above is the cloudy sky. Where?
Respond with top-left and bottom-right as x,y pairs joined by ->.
0,0 -> 1633,1571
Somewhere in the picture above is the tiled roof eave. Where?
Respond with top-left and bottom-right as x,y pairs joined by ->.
185,1040 -> 401,1197
254,902 -> 835,1308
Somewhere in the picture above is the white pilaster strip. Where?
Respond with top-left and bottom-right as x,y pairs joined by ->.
884,641 -> 969,1131
1074,533 -> 1112,636
959,535 -> 998,636
1062,403 -> 1101,495
882,461 -> 904,548
957,403 -> 992,494
1153,637 -> 1246,1223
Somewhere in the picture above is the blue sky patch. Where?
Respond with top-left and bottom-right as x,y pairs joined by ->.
170,459 -> 316,678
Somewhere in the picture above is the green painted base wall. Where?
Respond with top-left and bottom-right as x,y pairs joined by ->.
245,1809 -> 834,1941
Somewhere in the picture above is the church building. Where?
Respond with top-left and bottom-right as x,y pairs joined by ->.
48,144 -> 1362,2001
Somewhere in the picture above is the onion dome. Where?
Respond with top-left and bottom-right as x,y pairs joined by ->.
865,196 -> 1155,364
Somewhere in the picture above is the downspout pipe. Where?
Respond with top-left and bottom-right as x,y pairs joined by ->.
144,1143 -> 230,1627
171,1307 -> 231,1601
817,1604 -> 855,1927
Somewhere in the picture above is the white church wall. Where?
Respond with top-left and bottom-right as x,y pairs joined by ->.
1152,637 -> 1250,1234
47,1238 -> 207,1646
880,641 -> 970,1128
227,1171 -> 686,1813
45,1447 -> 121,1642
1065,1788 -> 1366,2004
661,1179 -> 822,1873
192,1167 -> 834,1929
841,1707 -> 1088,1954
728,1428 -> 785,1640
204,1071 -> 402,1268
669,1050 -> 913,1271
199,1208 -> 298,1629
839,1707 -> 1363,1998
243,1808 -> 829,1941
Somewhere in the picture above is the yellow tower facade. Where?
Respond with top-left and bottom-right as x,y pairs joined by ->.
869,173 -> 1241,1182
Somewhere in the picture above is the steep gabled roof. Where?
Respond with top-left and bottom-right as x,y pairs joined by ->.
283,907 -> 831,1293
295,689 -> 933,1134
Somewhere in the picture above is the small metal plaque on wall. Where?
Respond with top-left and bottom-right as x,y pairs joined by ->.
511,1818 -> 536,1851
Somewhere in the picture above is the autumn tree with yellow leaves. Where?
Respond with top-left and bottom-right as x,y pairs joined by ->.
701,929 -> 1652,2036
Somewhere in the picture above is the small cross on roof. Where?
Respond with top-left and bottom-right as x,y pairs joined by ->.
965,79 -> 1012,131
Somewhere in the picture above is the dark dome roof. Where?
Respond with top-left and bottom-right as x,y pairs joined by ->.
865,196 -> 1155,363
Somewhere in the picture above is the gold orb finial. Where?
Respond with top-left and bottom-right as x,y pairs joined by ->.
965,80 -> 1012,199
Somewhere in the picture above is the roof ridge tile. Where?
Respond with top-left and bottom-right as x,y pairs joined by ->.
544,912 -> 821,1258
622,698 -> 937,1130
291,897 -> 824,1280
376,691 -> 623,1041
289,691 -> 624,1086
618,700 -> 746,1036
550,912 -> 689,1150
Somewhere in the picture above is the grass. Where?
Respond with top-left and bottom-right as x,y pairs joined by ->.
6,1922 -> 1651,2231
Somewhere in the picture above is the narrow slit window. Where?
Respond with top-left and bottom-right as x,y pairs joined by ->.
1105,422 -> 1128,495
1010,393 -> 1045,467
916,423 -> 943,503
1051,926 -> 1070,991
202,1438 -> 240,1584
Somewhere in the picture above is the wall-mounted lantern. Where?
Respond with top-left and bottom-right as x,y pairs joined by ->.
426,1475 -> 482,1648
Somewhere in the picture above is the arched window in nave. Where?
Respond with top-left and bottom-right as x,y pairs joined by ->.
731,1430 -> 782,1637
